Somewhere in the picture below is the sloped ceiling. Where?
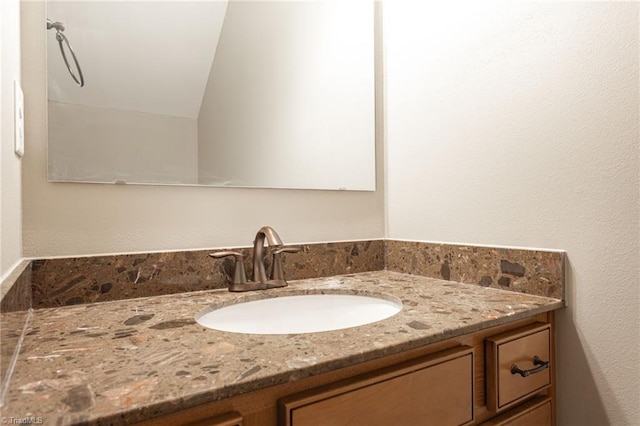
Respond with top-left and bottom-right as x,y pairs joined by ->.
47,0 -> 228,119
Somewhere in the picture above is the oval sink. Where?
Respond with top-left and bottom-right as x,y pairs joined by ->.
196,293 -> 402,335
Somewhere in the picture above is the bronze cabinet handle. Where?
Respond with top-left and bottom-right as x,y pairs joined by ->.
510,356 -> 550,377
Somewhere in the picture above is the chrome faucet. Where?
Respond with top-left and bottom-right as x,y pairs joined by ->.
209,226 -> 299,292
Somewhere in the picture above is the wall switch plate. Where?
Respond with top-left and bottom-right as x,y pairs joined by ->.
14,80 -> 24,157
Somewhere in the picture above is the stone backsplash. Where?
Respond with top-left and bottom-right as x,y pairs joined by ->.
385,240 -> 565,299
30,240 -> 385,309
4,239 -> 564,311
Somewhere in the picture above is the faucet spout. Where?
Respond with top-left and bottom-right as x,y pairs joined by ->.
253,226 -> 283,283
211,225 -> 298,292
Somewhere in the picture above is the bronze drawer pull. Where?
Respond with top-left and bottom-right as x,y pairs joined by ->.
510,356 -> 550,377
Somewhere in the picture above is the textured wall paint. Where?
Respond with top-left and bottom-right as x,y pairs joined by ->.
384,2 -> 639,424
0,0 -> 23,278
21,1 -> 385,258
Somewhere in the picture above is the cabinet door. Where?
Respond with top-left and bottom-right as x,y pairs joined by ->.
279,346 -> 474,426
486,323 -> 551,413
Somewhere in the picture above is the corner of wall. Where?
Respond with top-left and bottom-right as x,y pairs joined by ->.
1,0 -> 23,277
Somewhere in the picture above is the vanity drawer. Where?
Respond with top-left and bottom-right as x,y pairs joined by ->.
279,346 -> 474,426
480,396 -> 551,426
135,410 -> 243,426
486,323 -> 551,412
201,411 -> 244,426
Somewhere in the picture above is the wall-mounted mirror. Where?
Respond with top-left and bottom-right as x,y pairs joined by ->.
47,1 -> 375,191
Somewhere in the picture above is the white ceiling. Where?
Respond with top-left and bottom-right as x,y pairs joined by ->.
47,1 -> 229,119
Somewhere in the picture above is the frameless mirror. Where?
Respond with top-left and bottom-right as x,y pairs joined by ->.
47,1 -> 375,190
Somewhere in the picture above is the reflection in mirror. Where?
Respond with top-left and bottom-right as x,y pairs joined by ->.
47,1 -> 376,191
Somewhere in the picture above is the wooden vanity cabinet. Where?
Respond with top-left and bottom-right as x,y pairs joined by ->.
279,346 -> 474,426
136,312 -> 555,426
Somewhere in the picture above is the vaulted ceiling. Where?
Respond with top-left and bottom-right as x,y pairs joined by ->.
47,0 -> 229,119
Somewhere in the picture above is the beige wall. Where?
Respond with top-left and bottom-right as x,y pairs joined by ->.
384,2 -> 639,424
1,0 -> 23,278
48,101 -> 198,185
21,1 -> 385,258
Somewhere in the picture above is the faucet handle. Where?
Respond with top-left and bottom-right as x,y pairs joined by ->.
209,251 -> 247,285
270,247 -> 301,281
272,247 -> 301,255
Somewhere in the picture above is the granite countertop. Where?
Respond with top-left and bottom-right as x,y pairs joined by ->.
1,271 -> 563,425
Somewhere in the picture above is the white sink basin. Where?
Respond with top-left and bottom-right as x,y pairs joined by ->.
196,293 -> 402,335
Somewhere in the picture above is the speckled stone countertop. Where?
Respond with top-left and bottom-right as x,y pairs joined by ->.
2,271 -> 563,425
